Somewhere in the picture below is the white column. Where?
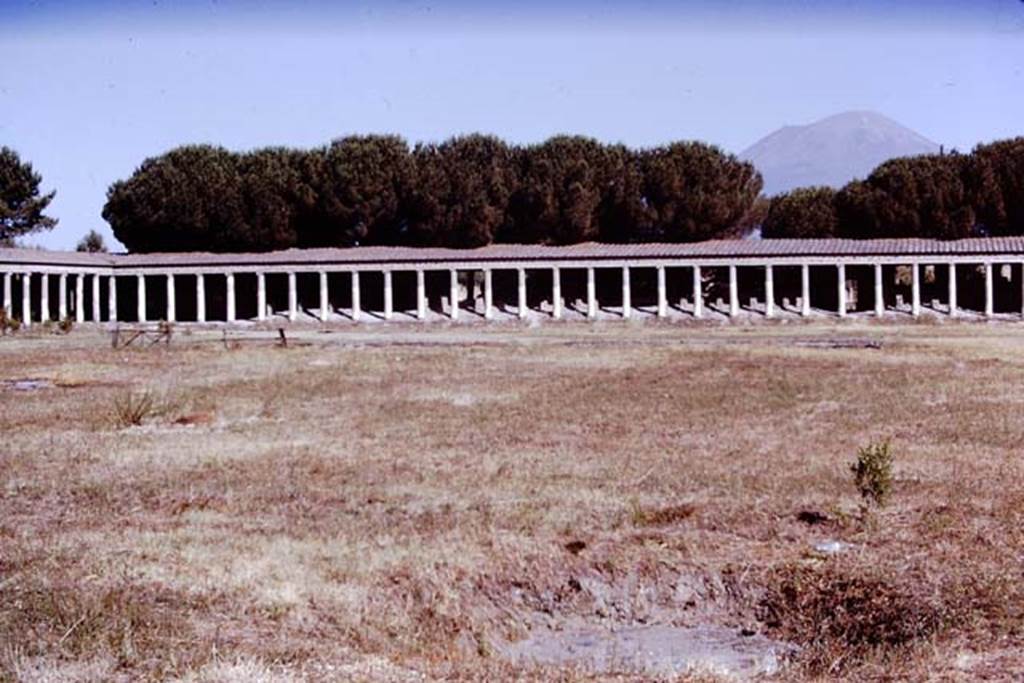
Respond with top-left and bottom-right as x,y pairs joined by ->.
196,274 -> 206,323
551,267 -> 562,319
3,272 -> 12,314
801,264 -> 811,316
416,270 -> 427,320
75,274 -> 85,323
985,262 -> 994,317
656,266 -> 667,318
58,273 -> 67,320
225,273 -> 236,322
40,273 -> 49,322
166,274 -> 176,322
483,269 -> 493,320
382,270 -> 393,321
21,273 -> 31,327
692,265 -> 703,318
257,272 -> 266,321
1020,262 -> 1024,318
108,275 -> 117,322
351,271 -> 361,321
319,271 -> 329,322
621,266 -> 631,319
764,265 -> 774,318
287,272 -> 298,322
517,268 -> 527,320
837,263 -> 847,317
728,265 -> 739,317
948,263 -> 957,317
449,269 -> 459,321
874,264 -> 884,317
911,264 -> 921,317
587,267 -> 597,319
136,274 -> 147,323
91,274 -> 101,322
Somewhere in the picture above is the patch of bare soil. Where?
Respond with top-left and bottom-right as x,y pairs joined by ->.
499,623 -> 793,678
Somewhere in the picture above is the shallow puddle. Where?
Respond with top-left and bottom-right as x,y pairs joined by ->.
501,624 -> 794,678
0,378 -> 55,391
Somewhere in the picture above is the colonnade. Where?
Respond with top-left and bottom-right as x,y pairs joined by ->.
0,257 -> 1021,326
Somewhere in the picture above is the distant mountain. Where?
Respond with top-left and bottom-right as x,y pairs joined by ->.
740,111 -> 940,196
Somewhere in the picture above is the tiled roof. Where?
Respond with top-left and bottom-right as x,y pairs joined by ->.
0,249 -> 112,267
3,237 -> 1024,269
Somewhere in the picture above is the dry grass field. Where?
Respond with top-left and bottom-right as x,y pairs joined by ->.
3,320 -> 1024,681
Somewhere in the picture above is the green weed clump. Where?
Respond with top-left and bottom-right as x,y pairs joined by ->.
850,439 -> 894,507
112,389 -> 159,428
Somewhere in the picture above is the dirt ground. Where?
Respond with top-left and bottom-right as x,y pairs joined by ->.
2,318 -> 1024,681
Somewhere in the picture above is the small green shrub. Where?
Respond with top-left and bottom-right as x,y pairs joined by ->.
850,439 -> 894,507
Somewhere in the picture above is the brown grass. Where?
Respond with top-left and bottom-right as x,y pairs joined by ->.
2,322 -> 1024,680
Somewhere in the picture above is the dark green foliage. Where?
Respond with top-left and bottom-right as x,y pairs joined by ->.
405,135 -> 518,248
836,155 -> 975,240
235,147 -> 309,250
76,229 -> 108,253
636,142 -> 763,242
762,187 -> 838,238
972,137 -> 1024,236
104,145 -> 247,252
850,439 -> 894,507
507,136 -> 643,245
762,137 -> 1024,240
103,134 -> 764,253
304,135 -> 412,247
0,146 -> 57,241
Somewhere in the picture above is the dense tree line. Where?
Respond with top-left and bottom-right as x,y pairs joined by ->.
763,138 -> 1024,239
103,135 -> 763,252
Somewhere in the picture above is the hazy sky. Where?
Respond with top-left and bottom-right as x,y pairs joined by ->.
2,0 -> 1023,249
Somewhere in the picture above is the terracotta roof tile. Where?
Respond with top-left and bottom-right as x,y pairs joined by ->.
3,237 -> 1024,269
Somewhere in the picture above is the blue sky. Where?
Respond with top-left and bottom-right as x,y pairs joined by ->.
2,0 -> 1023,249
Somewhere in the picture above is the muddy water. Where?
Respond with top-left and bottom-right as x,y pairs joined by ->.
501,624 -> 794,678
0,379 -> 54,391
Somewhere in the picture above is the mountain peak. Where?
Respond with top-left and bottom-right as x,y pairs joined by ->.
740,111 -> 939,195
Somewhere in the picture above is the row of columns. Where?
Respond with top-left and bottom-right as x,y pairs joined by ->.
2,272 -> 102,325
0,261 -> 1012,325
